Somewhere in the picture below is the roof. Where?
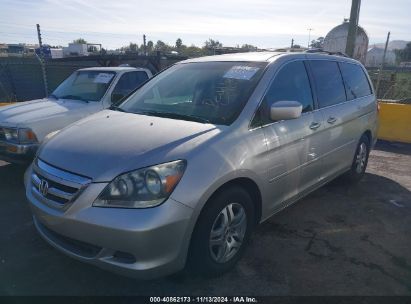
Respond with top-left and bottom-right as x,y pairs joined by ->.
179,51 -> 362,65
325,21 -> 368,40
78,67 -> 147,72
180,52 -> 284,63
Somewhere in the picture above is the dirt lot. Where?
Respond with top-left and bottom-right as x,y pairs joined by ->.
0,141 -> 410,296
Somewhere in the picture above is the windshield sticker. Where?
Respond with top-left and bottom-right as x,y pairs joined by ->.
223,66 -> 260,80
94,73 -> 114,84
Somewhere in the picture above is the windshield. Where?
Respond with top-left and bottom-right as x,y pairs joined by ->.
52,70 -> 116,102
119,62 -> 267,125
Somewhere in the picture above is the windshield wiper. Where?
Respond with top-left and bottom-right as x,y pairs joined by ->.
136,111 -> 210,124
109,105 -> 127,112
48,94 -> 58,100
59,95 -> 89,103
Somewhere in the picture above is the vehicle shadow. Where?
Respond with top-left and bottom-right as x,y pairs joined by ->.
374,140 -> 411,156
0,162 -> 28,189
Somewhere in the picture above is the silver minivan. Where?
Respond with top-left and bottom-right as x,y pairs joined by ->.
25,51 -> 378,279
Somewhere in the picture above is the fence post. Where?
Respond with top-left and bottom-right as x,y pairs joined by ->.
36,24 -> 48,97
35,53 -> 48,97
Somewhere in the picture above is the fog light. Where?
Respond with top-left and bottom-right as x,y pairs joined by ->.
7,146 -> 18,153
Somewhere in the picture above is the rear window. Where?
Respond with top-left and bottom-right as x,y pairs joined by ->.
310,60 -> 346,108
339,62 -> 372,100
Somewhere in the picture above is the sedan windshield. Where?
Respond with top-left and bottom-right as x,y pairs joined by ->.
52,70 -> 116,102
119,62 -> 267,125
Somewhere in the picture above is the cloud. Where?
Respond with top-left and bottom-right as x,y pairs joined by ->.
0,0 -> 409,49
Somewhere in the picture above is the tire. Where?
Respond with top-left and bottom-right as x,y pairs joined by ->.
343,134 -> 370,183
188,186 -> 255,277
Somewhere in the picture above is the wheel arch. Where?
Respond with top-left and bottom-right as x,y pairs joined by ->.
198,177 -> 263,226
363,130 -> 372,144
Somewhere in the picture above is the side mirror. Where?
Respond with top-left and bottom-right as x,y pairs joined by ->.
111,92 -> 125,104
270,100 -> 302,121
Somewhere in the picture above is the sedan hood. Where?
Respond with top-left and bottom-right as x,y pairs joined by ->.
38,110 -> 221,182
0,98 -> 93,127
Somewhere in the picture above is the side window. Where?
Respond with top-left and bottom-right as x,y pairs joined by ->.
339,62 -> 372,100
111,71 -> 149,103
252,61 -> 314,127
310,60 -> 346,108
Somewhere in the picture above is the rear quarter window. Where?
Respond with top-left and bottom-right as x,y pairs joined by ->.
339,62 -> 372,100
309,60 -> 346,108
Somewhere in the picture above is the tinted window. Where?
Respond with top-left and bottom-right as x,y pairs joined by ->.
339,62 -> 372,100
265,61 -> 314,113
112,71 -> 149,99
252,61 -> 313,126
120,62 -> 267,125
310,60 -> 346,107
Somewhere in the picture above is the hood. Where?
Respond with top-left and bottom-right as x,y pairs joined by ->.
38,110 -> 221,182
0,98 -> 95,127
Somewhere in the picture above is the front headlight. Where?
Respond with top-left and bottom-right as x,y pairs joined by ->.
93,160 -> 186,209
18,128 -> 38,144
1,127 -> 38,144
2,128 -> 18,142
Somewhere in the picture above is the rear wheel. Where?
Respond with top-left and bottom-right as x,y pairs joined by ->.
188,186 -> 255,276
344,134 -> 370,182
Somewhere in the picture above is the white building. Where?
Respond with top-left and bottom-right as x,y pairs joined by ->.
365,47 -> 396,67
63,43 -> 89,57
323,20 -> 369,64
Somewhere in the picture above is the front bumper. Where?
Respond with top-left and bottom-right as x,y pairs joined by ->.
0,141 -> 38,163
25,165 -> 194,279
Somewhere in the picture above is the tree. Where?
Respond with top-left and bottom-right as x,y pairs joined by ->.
155,40 -> 169,52
241,44 -> 258,51
128,42 -> 138,52
395,42 -> 411,62
310,37 -> 325,49
147,41 -> 154,53
73,38 -> 87,44
204,38 -> 222,49
176,38 -> 183,49
180,44 -> 204,58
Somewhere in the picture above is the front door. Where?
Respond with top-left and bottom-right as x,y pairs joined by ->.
253,60 -> 323,213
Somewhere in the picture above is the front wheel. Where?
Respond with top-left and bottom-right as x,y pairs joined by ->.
188,186 -> 255,277
343,135 -> 370,182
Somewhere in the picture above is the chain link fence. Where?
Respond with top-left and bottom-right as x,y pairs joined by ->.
2,57 -> 410,104
0,54 -> 184,102
367,67 -> 411,104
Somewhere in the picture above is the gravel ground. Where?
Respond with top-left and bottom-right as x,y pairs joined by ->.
0,141 -> 410,296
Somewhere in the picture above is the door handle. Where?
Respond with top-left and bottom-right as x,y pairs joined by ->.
309,122 -> 321,130
327,117 -> 337,124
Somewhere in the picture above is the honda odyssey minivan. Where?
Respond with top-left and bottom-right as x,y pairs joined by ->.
25,51 -> 378,279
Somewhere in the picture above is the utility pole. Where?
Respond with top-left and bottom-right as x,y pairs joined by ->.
307,28 -> 313,48
345,0 -> 361,57
291,38 -> 294,49
375,31 -> 391,98
143,34 -> 147,55
36,23 -> 48,97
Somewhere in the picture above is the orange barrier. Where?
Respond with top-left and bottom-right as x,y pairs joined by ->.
0,102 -> 14,107
378,101 -> 411,144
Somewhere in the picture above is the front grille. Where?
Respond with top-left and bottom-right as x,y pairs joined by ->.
31,158 -> 91,209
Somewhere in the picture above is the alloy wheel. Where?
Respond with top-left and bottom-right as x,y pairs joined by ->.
355,142 -> 368,174
209,203 -> 247,263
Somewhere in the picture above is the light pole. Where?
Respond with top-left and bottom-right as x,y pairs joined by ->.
307,28 -> 313,48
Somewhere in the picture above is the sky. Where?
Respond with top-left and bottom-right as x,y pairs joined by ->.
0,0 -> 409,50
